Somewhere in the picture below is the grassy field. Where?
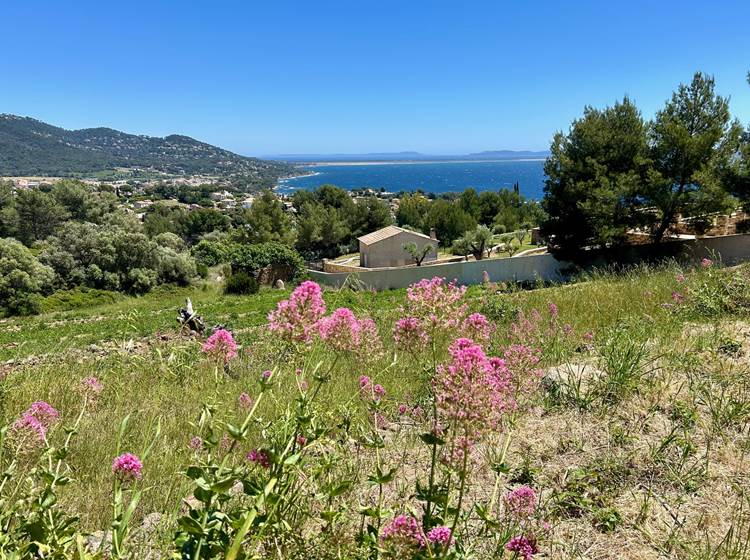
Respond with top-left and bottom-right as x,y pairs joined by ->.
3,261 -> 750,558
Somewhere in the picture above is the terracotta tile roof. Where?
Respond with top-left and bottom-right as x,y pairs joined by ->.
357,225 -> 434,245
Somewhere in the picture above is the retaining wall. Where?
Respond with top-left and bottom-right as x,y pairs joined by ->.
308,234 -> 750,291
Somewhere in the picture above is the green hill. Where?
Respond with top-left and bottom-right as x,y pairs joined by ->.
0,114 -> 295,185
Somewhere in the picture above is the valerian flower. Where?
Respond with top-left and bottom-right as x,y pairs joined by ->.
112,453 -> 143,482
202,329 -> 238,364
268,281 -> 326,343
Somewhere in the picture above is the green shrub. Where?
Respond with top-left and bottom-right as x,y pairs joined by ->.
224,271 -> 259,295
192,239 -> 230,267
0,237 -> 55,316
39,287 -> 125,313
228,241 -> 305,280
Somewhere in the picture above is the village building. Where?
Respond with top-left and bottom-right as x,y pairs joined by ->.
358,225 -> 438,268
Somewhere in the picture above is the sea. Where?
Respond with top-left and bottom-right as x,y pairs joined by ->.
275,159 -> 546,200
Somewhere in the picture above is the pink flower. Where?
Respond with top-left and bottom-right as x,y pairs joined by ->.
562,323 -> 573,336
81,376 -> 103,399
359,375 -> 371,388
504,486 -> 537,519
583,331 -> 594,342
404,277 -> 468,330
676,273 -> 686,283
373,384 -> 386,401
548,303 -> 558,318
247,449 -> 271,469
426,526 -> 453,548
11,413 -> 48,446
238,392 -> 253,410
506,535 -> 538,560
112,453 -> 143,482
701,258 -> 713,268
9,401 -> 60,449
433,339 -> 514,456
393,316 -> 429,350
461,312 -> 495,344
268,281 -> 326,344
296,435 -> 307,446
26,401 -> 59,426
202,329 -> 238,364
380,514 -> 425,554
317,307 -> 361,351
398,404 -> 409,416
189,436 -> 203,451
671,291 -> 684,304
261,370 -> 272,381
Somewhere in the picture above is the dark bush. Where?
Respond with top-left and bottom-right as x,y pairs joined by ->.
224,271 -> 259,295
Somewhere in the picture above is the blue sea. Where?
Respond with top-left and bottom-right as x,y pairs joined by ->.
276,160 -> 546,200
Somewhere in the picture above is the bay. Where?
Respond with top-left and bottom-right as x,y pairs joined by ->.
276,159 -> 546,200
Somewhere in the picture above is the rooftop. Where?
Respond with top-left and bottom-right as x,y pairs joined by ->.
357,225 -> 434,245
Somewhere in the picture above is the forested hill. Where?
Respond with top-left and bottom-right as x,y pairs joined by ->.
0,114 -> 295,184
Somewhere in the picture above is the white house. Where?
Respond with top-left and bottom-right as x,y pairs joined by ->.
358,225 -> 438,268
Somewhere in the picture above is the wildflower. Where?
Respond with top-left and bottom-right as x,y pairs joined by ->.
247,449 -> 271,469
671,291 -> 685,304
81,376 -> 103,399
482,270 -> 491,284
202,329 -> 238,364
404,277 -> 467,331
583,331 -> 594,342
433,339 -> 513,457
548,303 -> 558,318
398,403 -> 409,416
261,370 -> 272,381
504,486 -> 537,520
112,453 -> 143,482
373,384 -> 386,401
426,526 -> 453,548
505,535 -> 538,560
8,401 -> 60,450
10,413 -> 48,447
701,258 -> 713,268
461,312 -> 495,344
562,323 -> 573,336
296,434 -> 307,447
676,272 -> 686,283
299,379 -> 309,392
238,392 -> 253,410
380,514 -> 425,556
317,307 -> 361,351
26,401 -> 59,426
359,375 -> 371,389
188,436 -> 203,451
268,281 -> 326,343
393,316 -> 429,350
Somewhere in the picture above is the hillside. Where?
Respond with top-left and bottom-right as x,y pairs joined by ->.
3,262 -> 750,557
0,114 -> 296,185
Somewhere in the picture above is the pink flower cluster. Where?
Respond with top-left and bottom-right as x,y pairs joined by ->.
359,375 -> 386,402
202,329 -> 238,364
701,258 -> 713,268
112,452 -> 143,482
393,316 -> 430,350
380,514 -> 425,553
503,344 -> 543,406
504,485 -> 537,520
247,449 -> 271,469
10,401 -> 59,448
426,526 -> 453,548
317,308 -> 381,354
81,376 -> 103,400
433,338 -> 513,453
461,312 -> 494,344
506,535 -> 538,560
268,281 -> 327,343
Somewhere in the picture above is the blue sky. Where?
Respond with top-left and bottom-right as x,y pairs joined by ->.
1,0 -> 748,156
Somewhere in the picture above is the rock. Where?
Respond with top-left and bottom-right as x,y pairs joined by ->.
85,530 -> 112,555
141,512 -> 163,535
274,279 -> 285,290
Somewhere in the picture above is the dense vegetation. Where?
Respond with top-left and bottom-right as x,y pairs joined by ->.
542,72 -> 750,259
2,261 -> 750,558
0,114 -> 296,188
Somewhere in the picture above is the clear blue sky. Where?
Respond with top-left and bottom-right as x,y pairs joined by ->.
1,0 -> 748,156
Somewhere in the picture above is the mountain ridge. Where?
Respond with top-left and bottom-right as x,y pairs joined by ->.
0,114 -> 294,187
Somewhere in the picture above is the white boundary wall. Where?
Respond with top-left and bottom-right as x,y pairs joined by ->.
308,234 -> 750,290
